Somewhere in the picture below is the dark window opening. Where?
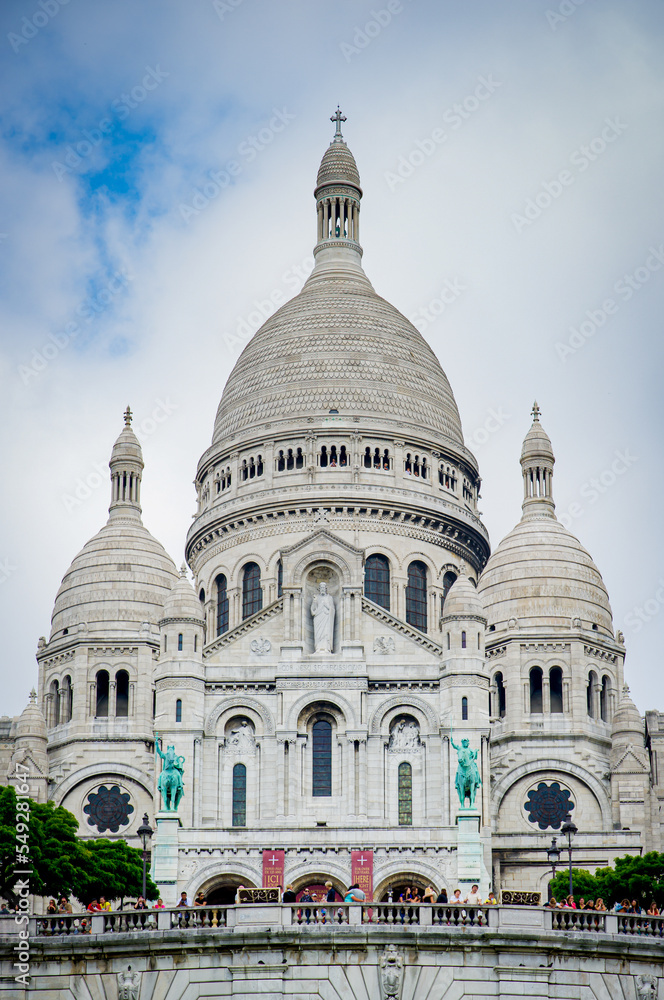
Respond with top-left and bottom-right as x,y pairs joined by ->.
312,719 -> 332,796
277,559 -> 283,598
600,675 -> 609,722
320,446 -> 328,468
177,633 -> 183,651
398,761 -> 412,826
461,696 -> 468,720
461,631 -> 467,649
495,672 -> 506,718
364,554 -> 390,610
406,560 -> 427,632
232,763 -> 247,826
530,667 -> 543,714
175,698 -> 182,723
277,450 -> 285,472
95,670 -> 109,718
242,562 -> 262,619
216,574 -> 229,636
115,669 -> 129,717
550,667 -> 563,714
296,447 -> 304,469
587,671 -> 597,718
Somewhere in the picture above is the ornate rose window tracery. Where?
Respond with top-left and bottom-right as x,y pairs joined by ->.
83,784 -> 134,833
524,781 -> 574,830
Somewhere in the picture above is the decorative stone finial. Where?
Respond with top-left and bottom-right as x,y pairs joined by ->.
124,405 -> 133,427
179,563 -> 187,578
330,105 -> 346,141
531,400 -> 540,422
29,688 -> 36,704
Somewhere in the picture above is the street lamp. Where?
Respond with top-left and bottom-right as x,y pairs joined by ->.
561,820 -> 578,899
137,813 -> 153,899
546,836 -> 561,899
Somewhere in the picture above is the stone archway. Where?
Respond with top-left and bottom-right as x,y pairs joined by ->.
373,871 -> 437,903
198,873 -> 257,906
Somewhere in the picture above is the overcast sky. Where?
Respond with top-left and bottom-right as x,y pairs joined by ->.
1,0 -> 662,718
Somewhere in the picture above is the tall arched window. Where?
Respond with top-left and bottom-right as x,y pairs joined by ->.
398,762 -> 412,826
461,696 -> 468,720
115,670 -> 129,717
550,667 -> 563,714
277,559 -> 283,598
461,631 -> 467,649
216,574 -> 229,635
50,680 -> 60,727
600,675 -> 609,722
177,633 -> 183,651
406,561 -> 427,632
61,675 -> 72,724
175,699 -> 182,723
529,667 -> 543,714
495,671 -> 506,718
242,563 -> 262,619
232,763 -> 247,826
312,719 -> 332,797
587,671 -> 597,718
364,554 -> 390,610
95,670 -> 109,718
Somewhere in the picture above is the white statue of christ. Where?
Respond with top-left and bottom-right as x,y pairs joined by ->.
311,582 -> 335,653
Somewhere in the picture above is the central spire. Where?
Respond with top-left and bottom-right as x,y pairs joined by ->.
520,402 -> 556,519
313,109 -> 363,261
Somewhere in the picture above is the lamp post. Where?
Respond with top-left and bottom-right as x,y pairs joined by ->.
137,813 -> 153,899
546,836 -> 561,900
561,820 -> 578,899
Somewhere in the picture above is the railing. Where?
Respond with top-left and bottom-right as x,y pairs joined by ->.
16,904 -> 664,939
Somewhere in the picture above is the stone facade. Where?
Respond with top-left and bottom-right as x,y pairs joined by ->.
3,116 -> 663,910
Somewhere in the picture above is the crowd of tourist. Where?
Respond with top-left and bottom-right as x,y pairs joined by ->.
546,894 -> 660,915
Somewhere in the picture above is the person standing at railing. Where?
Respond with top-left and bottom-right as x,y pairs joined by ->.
647,901 -> 660,916
465,885 -> 481,905
484,892 -> 498,905
283,885 -> 296,902
422,885 -> 435,905
299,888 -> 314,924
594,898 -> 607,911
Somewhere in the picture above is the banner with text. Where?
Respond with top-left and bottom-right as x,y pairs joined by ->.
351,849 -> 373,902
262,849 -> 285,890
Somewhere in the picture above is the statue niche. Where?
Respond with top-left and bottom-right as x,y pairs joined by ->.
304,566 -> 339,654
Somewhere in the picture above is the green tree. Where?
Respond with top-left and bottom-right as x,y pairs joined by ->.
0,785 -> 157,906
549,853 -> 664,908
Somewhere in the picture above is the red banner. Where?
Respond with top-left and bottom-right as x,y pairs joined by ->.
262,849 -> 285,890
351,849 -> 373,902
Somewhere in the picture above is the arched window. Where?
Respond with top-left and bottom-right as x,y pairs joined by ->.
216,574 -> 229,635
115,669 -> 129,717
50,680 -> 60,727
440,571 -> 457,616
495,671 -> 506,719
600,675 -> 609,722
295,448 -> 304,469
529,667 -> 543,714
406,561 -> 427,632
312,719 -> 332,797
550,667 -> 563,714
461,696 -> 468,720
398,762 -> 412,826
175,699 -> 182,723
61,675 -> 72,723
587,671 -> 597,718
461,631 -> 467,649
232,763 -> 247,826
277,559 -> 283,598
242,563 -> 262,619
177,633 -> 183,651
364,554 -> 390,610
95,670 -> 109,718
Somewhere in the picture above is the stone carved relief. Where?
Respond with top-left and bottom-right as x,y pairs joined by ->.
635,975 -> 658,999
388,718 -> 421,753
311,582 -> 335,653
374,636 -> 395,654
380,944 -> 404,999
250,638 -> 271,655
223,719 -> 256,756
117,966 -> 141,1000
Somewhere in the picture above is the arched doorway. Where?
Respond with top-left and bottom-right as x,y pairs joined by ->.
292,876 -> 345,903
375,873 -> 436,902
200,875 -> 256,905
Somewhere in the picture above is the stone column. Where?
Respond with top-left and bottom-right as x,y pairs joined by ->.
152,812 -> 182,907
542,676 -> 550,715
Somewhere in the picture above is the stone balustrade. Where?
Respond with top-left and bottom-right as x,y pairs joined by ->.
3,904 -> 662,939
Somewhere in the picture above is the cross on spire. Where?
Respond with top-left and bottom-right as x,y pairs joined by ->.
531,400 -> 541,422
124,405 -> 133,427
331,105 -> 346,141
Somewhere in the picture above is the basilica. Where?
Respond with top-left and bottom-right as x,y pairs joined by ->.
3,112 -> 663,905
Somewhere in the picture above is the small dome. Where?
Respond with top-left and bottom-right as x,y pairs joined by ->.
478,516 -> 613,635
110,407 -> 144,467
316,140 -> 361,191
611,685 -> 644,742
521,408 -> 554,464
50,519 -> 178,638
443,575 -> 485,619
16,690 -> 46,741
162,565 -> 205,622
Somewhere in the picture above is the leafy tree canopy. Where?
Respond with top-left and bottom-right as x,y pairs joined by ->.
550,853 -> 664,907
0,784 -> 157,907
